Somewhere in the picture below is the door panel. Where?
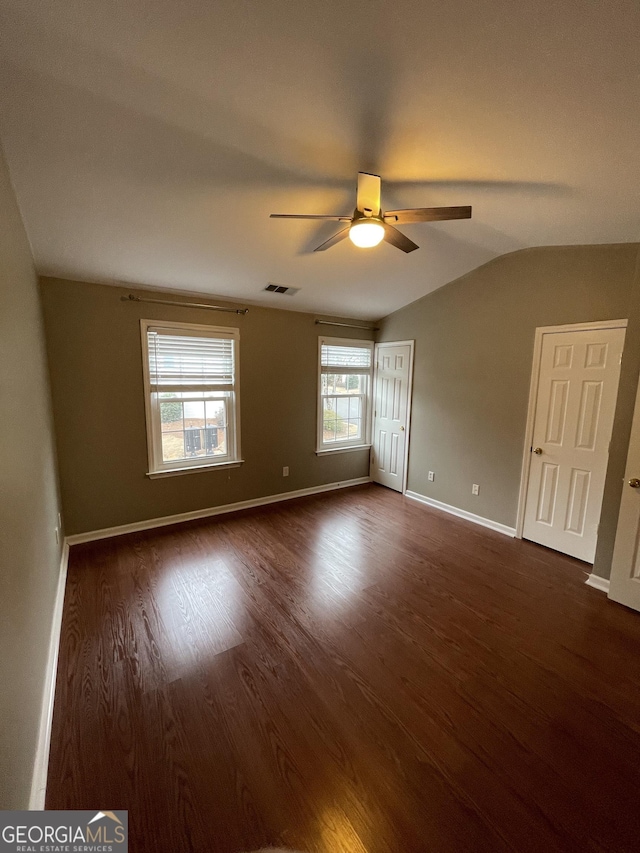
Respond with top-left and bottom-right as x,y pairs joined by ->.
564,468 -> 590,534
371,343 -> 413,492
522,326 -> 625,562
390,432 -> 400,476
536,462 -> 559,525
545,380 -> 568,444
375,429 -> 388,475
575,382 -> 602,449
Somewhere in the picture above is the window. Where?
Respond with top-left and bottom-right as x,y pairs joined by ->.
141,320 -> 241,476
317,337 -> 373,452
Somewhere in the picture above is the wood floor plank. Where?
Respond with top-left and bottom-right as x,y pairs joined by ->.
47,484 -> 640,852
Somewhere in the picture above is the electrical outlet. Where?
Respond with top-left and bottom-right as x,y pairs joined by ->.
428,471 -> 435,482
472,484 -> 480,496
282,466 -> 289,477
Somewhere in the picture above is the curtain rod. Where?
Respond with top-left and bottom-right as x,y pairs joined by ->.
315,319 -> 379,331
121,293 -> 249,315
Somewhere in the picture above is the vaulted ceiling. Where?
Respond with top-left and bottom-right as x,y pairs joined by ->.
0,0 -> 639,319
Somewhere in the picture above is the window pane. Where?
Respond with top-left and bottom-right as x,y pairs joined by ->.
183,400 -> 205,429
213,427 -> 227,456
323,397 -> 359,442
323,399 -> 339,443
155,394 -> 231,462
346,419 -> 362,441
162,430 -> 186,461
346,374 -> 366,394
348,397 -> 362,419
321,396 -> 366,445
321,372 -> 367,394
161,426 -> 229,462
336,374 -> 350,394
160,400 -> 183,432
205,399 -> 226,427
335,374 -> 350,394
334,396 -> 350,420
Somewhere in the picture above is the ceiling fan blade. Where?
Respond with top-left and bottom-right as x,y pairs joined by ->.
384,205 -> 472,224
270,213 -> 351,221
356,172 -> 381,215
383,224 -> 419,253
313,226 -> 351,252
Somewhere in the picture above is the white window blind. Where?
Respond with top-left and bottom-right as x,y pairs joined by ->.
320,341 -> 373,373
147,328 -> 236,391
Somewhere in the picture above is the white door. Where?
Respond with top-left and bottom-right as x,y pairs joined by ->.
371,342 -> 413,492
522,326 -> 625,562
609,379 -> 640,611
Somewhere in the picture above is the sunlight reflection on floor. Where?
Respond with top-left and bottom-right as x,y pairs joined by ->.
308,515 -> 370,618
155,552 -> 245,678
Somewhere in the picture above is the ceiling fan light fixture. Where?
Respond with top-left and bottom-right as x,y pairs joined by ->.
349,219 -> 385,248
270,172 -> 471,253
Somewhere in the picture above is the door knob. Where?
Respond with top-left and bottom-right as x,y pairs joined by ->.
629,478 -> 640,488
533,447 -> 543,455
400,426 -> 405,431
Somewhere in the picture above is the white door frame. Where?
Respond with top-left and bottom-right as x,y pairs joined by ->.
515,319 -> 628,540
608,375 -> 640,608
371,340 -> 415,494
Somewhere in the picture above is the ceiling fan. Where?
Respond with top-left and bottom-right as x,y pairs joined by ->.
270,172 -> 471,253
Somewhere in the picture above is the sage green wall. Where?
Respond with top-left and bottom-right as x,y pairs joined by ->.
0,148 -> 62,807
377,243 -> 639,578
40,278 -> 373,535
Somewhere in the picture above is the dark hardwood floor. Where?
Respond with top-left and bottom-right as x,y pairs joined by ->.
47,484 -> 640,853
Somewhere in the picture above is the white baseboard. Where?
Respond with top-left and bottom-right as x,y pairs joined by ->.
66,477 -> 372,545
585,573 -> 610,594
405,491 -> 517,537
29,541 -> 69,810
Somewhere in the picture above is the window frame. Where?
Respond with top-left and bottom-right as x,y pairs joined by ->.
316,336 -> 374,454
140,319 -> 242,477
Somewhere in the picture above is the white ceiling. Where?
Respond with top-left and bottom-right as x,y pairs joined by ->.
1,0 -> 639,320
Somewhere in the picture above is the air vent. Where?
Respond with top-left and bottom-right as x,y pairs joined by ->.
264,283 -> 300,295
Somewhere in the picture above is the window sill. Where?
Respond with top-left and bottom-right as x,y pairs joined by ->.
315,444 -> 371,456
147,460 -> 244,479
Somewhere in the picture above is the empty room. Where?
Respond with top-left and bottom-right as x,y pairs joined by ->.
2,2 -> 640,852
